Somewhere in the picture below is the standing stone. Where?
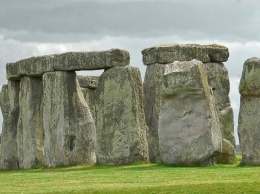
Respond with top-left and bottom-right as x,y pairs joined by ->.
204,63 -> 236,163
238,57 -> 260,165
17,76 -> 44,169
143,64 -> 165,163
78,75 -> 99,122
158,60 -> 222,166
96,66 -> 148,165
0,81 -> 20,170
43,71 -> 96,167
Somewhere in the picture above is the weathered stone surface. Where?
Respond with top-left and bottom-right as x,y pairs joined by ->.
43,71 -> 96,167
81,88 -> 96,122
142,44 -> 229,65
17,76 -> 45,169
239,57 -> 260,96
158,60 -> 222,166
7,49 -> 130,80
78,75 -> 99,89
53,49 -> 130,71
143,63 -> 165,163
6,55 -> 55,80
0,81 -> 20,170
78,75 -> 99,123
215,139 -> 236,164
96,66 -> 148,165
238,57 -> 260,165
238,96 -> 260,165
204,63 -> 236,163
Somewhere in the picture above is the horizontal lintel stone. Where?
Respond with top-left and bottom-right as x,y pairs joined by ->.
6,48 -> 130,80
142,43 -> 229,65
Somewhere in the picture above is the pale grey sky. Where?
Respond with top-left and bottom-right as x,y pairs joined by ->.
1,0 -> 260,144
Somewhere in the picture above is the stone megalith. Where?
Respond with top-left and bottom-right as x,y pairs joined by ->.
204,63 -> 236,163
78,75 -> 99,122
0,81 -> 20,170
142,43 -> 233,163
142,44 -> 229,65
158,60 -> 222,166
143,63 -> 165,163
53,49 -> 130,71
43,71 -> 96,167
238,57 -> 260,165
17,76 -> 45,169
95,66 -> 148,165
6,48 -> 130,80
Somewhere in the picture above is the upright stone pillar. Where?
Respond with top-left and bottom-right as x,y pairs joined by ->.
0,81 -> 20,170
238,57 -> 260,165
204,63 -> 236,163
143,64 -> 165,163
96,66 -> 148,165
158,60 -> 222,166
17,76 -> 44,169
43,71 -> 96,167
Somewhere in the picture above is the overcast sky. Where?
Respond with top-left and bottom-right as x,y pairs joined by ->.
1,0 -> 260,144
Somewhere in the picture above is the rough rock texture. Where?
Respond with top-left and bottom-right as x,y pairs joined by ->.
215,139 -> 236,164
239,57 -> 260,96
78,75 -> 99,122
158,60 -> 222,166
43,71 -> 96,167
204,63 -> 236,163
53,49 -> 130,71
17,76 -> 45,169
95,66 -> 148,165
143,64 -> 165,163
142,44 -> 229,65
81,88 -> 97,122
238,57 -> 260,165
6,55 -> 55,80
0,82 -> 20,170
78,76 -> 99,89
7,49 -> 129,80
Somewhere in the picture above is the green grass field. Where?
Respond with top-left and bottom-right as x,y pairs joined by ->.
0,154 -> 260,193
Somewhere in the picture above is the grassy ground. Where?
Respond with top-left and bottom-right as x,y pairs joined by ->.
0,155 -> 260,193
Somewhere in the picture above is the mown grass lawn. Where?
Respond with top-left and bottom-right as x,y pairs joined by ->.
0,155 -> 260,193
